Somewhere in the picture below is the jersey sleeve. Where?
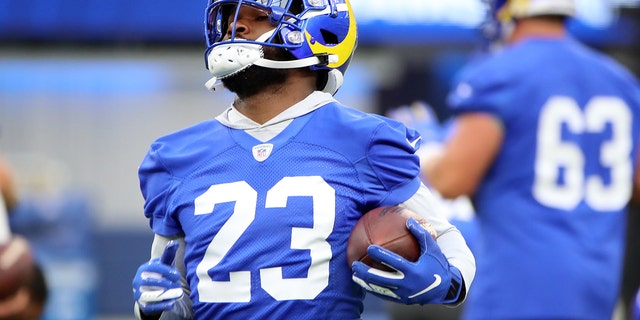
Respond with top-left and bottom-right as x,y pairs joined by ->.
138,141 -> 183,237
360,117 -> 423,208
447,53 -> 515,119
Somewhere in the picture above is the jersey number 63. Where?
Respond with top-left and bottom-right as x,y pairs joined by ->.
533,96 -> 633,211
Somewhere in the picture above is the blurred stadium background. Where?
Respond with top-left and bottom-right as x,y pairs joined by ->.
0,0 -> 639,319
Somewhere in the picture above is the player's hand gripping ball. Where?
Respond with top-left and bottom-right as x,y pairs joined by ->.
0,235 -> 34,299
347,206 -> 437,271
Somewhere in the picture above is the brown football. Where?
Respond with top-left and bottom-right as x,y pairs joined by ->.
347,206 -> 437,271
0,235 -> 35,299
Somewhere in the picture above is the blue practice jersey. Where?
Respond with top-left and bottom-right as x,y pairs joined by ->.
138,101 -> 423,319
449,37 -> 640,319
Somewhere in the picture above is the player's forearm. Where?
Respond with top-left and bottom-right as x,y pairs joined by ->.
435,229 -> 475,305
421,155 -> 473,199
400,185 -> 476,304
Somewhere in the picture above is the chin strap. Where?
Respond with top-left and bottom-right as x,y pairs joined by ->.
204,55 -> 336,92
253,55 -> 336,69
204,30 -> 341,94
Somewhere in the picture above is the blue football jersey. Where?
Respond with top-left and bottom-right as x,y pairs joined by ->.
138,101 -> 423,319
449,37 -> 640,320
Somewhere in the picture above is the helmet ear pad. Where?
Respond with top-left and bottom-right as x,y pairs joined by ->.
314,69 -> 343,95
319,70 -> 344,95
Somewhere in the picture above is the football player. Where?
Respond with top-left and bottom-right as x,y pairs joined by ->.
421,0 -> 640,319
131,0 -> 475,319
0,154 -> 48,320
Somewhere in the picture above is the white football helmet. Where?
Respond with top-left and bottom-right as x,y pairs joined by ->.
481,0 -> 575,43
492,0 -> 576,22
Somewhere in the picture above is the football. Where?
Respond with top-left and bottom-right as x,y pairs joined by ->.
347,206 -> 437,271
0,235 -> 34,299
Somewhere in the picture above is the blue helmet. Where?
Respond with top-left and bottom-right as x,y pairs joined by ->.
204,0 -> 358,94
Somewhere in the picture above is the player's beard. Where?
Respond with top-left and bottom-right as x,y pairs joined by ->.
222,46 -> 292,99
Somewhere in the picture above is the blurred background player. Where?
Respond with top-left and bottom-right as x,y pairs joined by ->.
421,0 -> 640,319
0,150 -> 48,319
7,154 -> 98,320
130,0 -> 475,319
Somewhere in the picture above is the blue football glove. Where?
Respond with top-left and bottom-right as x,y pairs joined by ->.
351,218 -> 463,305
133,241 -> 184,315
